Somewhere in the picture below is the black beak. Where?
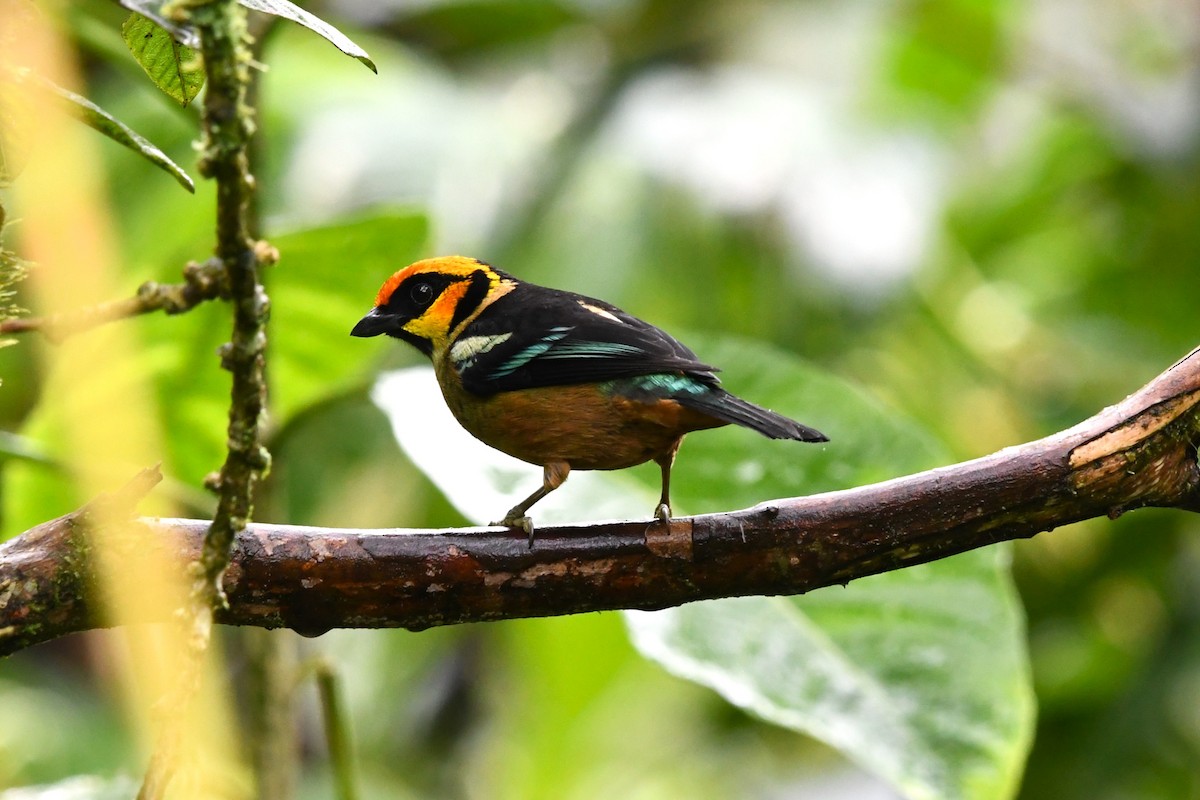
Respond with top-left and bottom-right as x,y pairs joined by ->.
351,307 -> 391,338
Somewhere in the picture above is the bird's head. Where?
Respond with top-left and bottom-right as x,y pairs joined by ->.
351,256 -> 513,356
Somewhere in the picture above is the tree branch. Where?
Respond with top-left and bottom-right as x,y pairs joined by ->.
0,257 -> 231,341
0,467 -> 163,652
3,346 -> 1200,655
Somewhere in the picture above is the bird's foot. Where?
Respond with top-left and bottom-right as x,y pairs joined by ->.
654,502 -> 671,525
493,513 -> 536,548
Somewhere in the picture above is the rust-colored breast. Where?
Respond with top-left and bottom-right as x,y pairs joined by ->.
434,372 -> 725,470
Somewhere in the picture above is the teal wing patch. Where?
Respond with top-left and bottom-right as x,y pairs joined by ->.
457,284 -> 718,396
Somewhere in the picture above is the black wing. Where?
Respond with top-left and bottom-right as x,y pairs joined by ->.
452,284 -> 720,396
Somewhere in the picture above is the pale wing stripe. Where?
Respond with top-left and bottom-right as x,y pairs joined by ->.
450,332 -> 513,369
577,300 -> 624,323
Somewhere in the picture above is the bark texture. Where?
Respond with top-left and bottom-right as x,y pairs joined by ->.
3,346 -> 1199,656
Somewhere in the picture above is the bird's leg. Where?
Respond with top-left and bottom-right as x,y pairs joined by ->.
494,460 -> 571,547
653,438 -> 683,524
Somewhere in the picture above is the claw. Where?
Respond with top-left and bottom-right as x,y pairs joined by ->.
654,502 -> 671,525
493,514 -> 536,548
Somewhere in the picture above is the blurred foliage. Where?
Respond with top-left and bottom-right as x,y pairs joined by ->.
0,209 -> 27,349
2,0 -> 1200,798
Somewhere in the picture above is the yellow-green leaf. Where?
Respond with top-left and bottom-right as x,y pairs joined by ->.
121,12 -> 205,108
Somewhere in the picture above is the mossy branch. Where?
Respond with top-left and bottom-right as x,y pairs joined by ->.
134,1 -> 269,798
178,0 -> 269,611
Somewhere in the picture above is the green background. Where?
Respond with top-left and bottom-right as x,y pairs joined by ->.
3,0 -> 1200,798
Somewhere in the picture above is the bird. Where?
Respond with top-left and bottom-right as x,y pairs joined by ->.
351,256 -> 828,543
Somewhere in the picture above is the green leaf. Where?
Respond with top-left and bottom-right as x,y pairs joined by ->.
44,77 -> 196,192
2,67 -> 194,192
115,0 -> 199,48
239,0 -> 377,73
372,334 -> 1034,799
1,210 -> 428,540
638,337 -> 1033,800
269,209 -> 428,421
122,13 -> 205,108
115,0 -> 375,72
629,570 -> 1030,800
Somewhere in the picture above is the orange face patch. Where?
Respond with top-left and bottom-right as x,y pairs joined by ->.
374,269 -> 410,307
374,256 -> 487,307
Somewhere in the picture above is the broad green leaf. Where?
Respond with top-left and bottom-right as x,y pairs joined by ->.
1,67 -> 194,192
371,334 -> 1033,800
628,570 -> 1030,800
145,300 -> 233,496
270,209 -> 427,421
122,13 -> 205,108
145,209 -> 427,487
636,337 -> 1033,800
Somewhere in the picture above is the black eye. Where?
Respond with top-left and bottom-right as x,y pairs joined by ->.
410,281 -> 435,306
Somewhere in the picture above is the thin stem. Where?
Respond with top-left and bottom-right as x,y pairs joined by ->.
246,629 -> 298,800
238,17 -> 297,800
315,660 -> 361,800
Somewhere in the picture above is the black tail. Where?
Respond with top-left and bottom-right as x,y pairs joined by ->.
676,389 -> 829,442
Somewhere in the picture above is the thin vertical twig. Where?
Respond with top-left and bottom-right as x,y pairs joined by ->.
185,0 -> 269,611
315,660 -> 362,800
245,629 -> 298,800
238,12 -> 299,800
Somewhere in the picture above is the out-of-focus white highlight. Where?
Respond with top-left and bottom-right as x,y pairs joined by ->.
281,0 -> 1200,294
609,67 -> 946,290
1023,0 -> 1200,157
